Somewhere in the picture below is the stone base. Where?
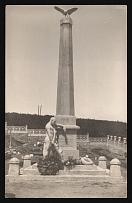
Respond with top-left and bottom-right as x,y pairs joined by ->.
59,170 -> 106,175
8,164 -> 20,175
5,174 -> 124,183
72,165 -> 97,170
62,149 -> 79,160
55,114 -> 80,160
55,119 -> 80,160
7,163 -> 124,183
21,163 -> 106,176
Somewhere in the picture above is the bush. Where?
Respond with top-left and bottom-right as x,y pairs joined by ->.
37,155 -> 62,175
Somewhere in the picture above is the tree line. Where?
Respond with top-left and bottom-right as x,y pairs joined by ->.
5,113 -> 127,139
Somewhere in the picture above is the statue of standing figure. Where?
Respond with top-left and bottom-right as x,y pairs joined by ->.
43,117 -> 67,159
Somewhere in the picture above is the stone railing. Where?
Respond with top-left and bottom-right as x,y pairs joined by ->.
89,137 -> 107,142
106,135 -> 127,155
6,125 -> 28,134
5,122 -> 46,136
77,133 -> 90,149
28,129 -> 46,136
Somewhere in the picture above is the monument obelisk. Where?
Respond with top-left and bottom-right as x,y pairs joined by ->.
54,6 -> 80,160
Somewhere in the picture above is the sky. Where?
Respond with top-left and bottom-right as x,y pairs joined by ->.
5,5 -> 127,122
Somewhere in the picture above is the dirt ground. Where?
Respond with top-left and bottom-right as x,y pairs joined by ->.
5,179 -> 127,198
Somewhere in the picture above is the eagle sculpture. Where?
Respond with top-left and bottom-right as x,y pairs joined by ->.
54,6 -> 78,16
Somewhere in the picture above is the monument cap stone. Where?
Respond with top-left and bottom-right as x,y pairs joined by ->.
24,155 -> 31,160
98,156 -> 106,161
60,16 -> 73,25
110,158 -> 121,165
9,157 -> 20,164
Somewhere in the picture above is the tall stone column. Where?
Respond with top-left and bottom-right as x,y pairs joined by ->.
55,16 -> 80,160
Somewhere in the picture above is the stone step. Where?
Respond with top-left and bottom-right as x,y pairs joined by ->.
5,174 -> 124,183
59,170 -> 106,175
25,163 -> 98,170
73,165 -> 97,170
22,163 -> 106,175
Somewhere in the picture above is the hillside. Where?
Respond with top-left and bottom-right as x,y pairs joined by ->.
5,134 -> 23,149
5,113 -> 127,139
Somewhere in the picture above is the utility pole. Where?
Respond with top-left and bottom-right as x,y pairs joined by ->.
40,105 -> 42,115
38,105 -> 39,115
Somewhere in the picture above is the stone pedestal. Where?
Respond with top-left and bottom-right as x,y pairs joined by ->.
23,155 -> 31,169
56,119 -> 79,160
109,158 -> 121,177
98,156 -> 107,169
8,157 -> 20,175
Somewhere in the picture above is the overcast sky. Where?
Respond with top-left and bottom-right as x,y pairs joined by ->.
5,5 -> 127,122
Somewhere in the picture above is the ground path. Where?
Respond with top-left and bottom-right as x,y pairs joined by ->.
5,180 -> 127,198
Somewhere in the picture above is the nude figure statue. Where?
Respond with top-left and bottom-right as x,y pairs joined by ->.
43,117 -> 67,159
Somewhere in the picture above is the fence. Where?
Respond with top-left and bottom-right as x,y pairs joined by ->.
5,122 -> 46,136
28,129 -> 46,136
6,125 -> 28,134
106,135 -> 127,156
77,134 -> 90,149
89,137 -> 107,142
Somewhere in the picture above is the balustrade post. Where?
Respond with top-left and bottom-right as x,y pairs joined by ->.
107,135 -> 109,150
123,138 -> 126,144
114,136 -> 116,152
118,137 -> 121,154
26,125 -> 28,132
123,138 -> 127,156
118,137 -> 121,146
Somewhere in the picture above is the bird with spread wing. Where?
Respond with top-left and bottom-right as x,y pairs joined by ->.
54,6 -> 78,16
